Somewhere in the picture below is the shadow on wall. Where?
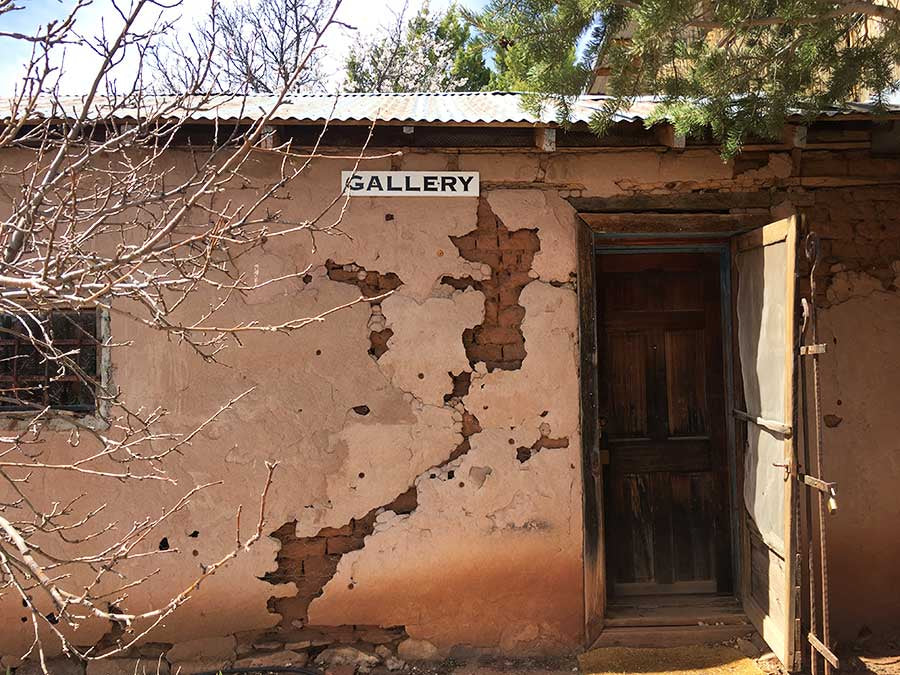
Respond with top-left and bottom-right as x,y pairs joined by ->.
818,289 -> 900,644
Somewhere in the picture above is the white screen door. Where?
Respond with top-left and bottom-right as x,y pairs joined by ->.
732,216 -> 801,671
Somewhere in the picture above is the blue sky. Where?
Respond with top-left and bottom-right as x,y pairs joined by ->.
0,0 -> 489,94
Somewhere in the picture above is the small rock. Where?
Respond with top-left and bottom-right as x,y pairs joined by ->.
167,636 -> 236,664
396,638 -> 439,662
386,656 -> 405,671
757,652 -> 782,673
285,641 -> 313,651
316,645 -> 380,669
251,640 -> 283,651
375,646 -> 393,660
856,625 -> 874,644
234,650 -> 307,669
87,659 -> 170,675
16,658 -> 84,675
235,643 -> 255,656
736,636 -> 761,659
163,662 -> 227,675
750,633 -> 768,652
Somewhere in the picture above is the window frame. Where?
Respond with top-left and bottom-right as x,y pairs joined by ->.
0,308 -> 111,430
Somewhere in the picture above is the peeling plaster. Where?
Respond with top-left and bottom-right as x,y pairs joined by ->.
378,289 -> 485,406
485,190 -> 578,284
307,428 -> 582,654
465,282 -> 580,445
306,280 -> 583,654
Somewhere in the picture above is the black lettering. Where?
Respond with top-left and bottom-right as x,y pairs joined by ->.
441,176 -> 457,192
367,176 -> 383,191
404,175 -> 421,191
348,174 -> 364,191
423,176 -> 438,192
386,175 -> 403,191
458,175 -> 474,192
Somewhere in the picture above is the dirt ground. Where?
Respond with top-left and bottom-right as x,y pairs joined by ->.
838,630 -> 900,675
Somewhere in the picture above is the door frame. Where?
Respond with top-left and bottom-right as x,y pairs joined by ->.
577,228 -> 742,642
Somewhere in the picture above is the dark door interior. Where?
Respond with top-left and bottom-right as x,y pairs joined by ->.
598,251 -> 731,597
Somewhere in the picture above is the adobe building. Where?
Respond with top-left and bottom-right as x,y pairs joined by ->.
1,92 -> 899,673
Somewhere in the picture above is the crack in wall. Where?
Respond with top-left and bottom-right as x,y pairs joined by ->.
442,371 -> 482,465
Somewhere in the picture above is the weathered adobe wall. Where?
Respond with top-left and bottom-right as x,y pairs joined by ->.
0,148 -> 585,671
796,181 -> 900,642
0,140 -> 898,671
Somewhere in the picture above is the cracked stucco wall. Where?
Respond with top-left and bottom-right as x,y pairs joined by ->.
2,142 -> 899,669
0,150 -> 586,667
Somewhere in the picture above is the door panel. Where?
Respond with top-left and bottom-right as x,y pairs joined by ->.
665,329 -> 708,435
732,217 -> 800,671
599,252 -> 730,597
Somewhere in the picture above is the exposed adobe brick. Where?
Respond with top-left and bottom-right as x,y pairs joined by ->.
325,260 -> 402,298
444,371 -> 472,403
443,197 -> 540,372
515,435 -> 570,463
326,261 -> 402,360
368,328 -> 393,359
794,185 -> 900,305
264,486 -> 417,632
461,411 -> 482,438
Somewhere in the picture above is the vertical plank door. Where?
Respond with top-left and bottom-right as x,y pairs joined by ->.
598,252 -> 731,597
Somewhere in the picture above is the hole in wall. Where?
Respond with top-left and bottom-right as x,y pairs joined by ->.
352,405 -> 370,416
158,537 -> 170,551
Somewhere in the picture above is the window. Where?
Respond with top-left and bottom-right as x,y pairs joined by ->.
0,309 -> 101,413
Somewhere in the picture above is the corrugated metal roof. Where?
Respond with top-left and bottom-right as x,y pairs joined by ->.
6,92 -> 661,126
6,92 -> 898,126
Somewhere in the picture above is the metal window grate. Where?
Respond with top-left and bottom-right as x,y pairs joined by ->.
0,310 -> 100,413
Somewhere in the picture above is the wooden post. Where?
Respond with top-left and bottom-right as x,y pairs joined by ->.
656,123 -> 686,150
534,127 -> 556,152
260,124 -> 282,150
783,124 -> 807,148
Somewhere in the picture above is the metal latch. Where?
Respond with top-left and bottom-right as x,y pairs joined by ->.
800,343 -> 827,355
801,473 -> 838,514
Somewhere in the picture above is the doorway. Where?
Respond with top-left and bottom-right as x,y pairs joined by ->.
596,250 -> 733,599
577,218 -> 803,668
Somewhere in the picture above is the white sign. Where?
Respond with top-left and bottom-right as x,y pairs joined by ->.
341,171 -> 479,197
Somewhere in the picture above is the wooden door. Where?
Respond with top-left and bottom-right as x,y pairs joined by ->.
732,217 -> 800,671
598,251 -> 731,597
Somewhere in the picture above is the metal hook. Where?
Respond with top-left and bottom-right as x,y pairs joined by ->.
805,231 -> 821,265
